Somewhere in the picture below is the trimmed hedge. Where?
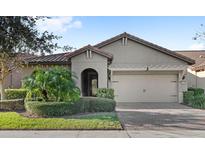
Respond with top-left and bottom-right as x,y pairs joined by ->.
183,91 -> 194,105
25,101 -> 71,116
192,95 -> 205,109
96,88 -> 114,99
188,88 -> 204,96
183,90 -> 205,109
75,97 -> 116,112
0,99 -> 25,111
5,89 -> 27,99
25,97 -> 116,117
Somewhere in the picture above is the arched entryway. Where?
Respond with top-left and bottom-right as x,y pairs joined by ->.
81,68 -> 98,96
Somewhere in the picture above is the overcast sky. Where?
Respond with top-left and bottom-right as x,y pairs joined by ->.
37,16 -> 205,53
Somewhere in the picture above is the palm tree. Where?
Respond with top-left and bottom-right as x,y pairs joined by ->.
23,67 -> 80,102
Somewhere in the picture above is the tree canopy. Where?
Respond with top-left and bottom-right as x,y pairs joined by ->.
0,16 -> 66,55
193,24 -> 205,42
0,16 -> 72,99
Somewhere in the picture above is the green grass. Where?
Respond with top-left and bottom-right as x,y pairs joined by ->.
0,112 -> 122,130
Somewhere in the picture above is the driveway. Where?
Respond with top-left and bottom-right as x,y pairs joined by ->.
116,102 -> 205,130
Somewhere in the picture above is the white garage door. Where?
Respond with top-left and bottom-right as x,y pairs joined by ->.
112,74 -> 178,103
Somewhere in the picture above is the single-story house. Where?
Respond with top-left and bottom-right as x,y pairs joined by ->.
176,50 -> 205,90
1,32 -> 195,103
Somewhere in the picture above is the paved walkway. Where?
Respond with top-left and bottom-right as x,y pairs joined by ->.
116,102 -> 205,131
1,130 -> 205,138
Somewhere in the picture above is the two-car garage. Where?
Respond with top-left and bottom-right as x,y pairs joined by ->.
112,71 -> 178,103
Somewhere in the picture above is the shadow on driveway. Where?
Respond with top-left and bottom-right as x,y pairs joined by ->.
116,102 -> 205,130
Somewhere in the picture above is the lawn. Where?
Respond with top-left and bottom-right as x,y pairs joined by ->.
0,112 -> 122,130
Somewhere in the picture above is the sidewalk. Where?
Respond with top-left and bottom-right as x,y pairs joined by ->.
1,130 -> 205,138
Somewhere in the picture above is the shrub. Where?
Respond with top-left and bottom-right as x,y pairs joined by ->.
183,91 -> 194,105
25,97 -> 116,117
23,67 -> 80,102
96,88 -> 114,99
192,95 -> 205,109
0,99 -> 24,111
188,87 -> 204,96
5,89 -> 27,99
25,101 -> 72,117
75,97 -> 116,112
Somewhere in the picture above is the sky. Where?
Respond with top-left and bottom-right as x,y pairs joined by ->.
37,16 -> 205,53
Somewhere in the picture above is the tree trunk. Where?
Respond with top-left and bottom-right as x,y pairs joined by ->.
0,61 -> 5,100
0,80 -> 5,100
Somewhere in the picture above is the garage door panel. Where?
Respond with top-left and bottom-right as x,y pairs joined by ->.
112,74 -> 178,103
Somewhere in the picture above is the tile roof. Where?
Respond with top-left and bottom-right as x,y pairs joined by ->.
25,52 -> 71,65
176,50 -> 205,71
25,45 -> 113,65
17,53 -> 37,60
25,32 -> 195,65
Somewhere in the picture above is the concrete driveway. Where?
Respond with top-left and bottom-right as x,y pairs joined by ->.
116,102 -> 205,130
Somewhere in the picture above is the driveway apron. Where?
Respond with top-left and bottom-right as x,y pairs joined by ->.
116,102 -> 205,130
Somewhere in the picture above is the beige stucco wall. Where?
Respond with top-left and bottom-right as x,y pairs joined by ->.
101,39 -> 187,66
1,66 -> 36,89
1,65 -> 70,89
187,68 -> 197,88
187,68 -> 205,92
101,39 -> 189,103
178,70 -> 188,103
71,51 -> 108,93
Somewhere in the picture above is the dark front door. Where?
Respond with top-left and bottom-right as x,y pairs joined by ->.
81,69 -> 98,96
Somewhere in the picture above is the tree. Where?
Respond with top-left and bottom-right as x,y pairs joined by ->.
23,67 -> 80,102
0,16 -> 71,99
193,24 -> 205,41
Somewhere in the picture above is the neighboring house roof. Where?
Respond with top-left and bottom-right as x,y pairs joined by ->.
0,53 -> 37,73
25,52 -> 71,65
65,44 -> 113,60
176,50 -> 205,71
94,32 -> 195,65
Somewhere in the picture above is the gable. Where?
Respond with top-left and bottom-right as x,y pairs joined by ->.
100,39 -> 189,66
71,51 -> 108,63
66,45 -> 112,60
95,32 -> 194,65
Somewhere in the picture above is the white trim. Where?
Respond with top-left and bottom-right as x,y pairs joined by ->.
109,66 -> 187,71
125,37 -> 128,45
109,68 -> 147,71
86,50 -> 89,58
110,70 -> 113,88
149,67 -> 187,71
89,50 -> 92,58
122,37 -> 125,45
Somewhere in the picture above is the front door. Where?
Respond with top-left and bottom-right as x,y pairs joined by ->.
87,73 -> 98,96
81,68 -> 98,96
